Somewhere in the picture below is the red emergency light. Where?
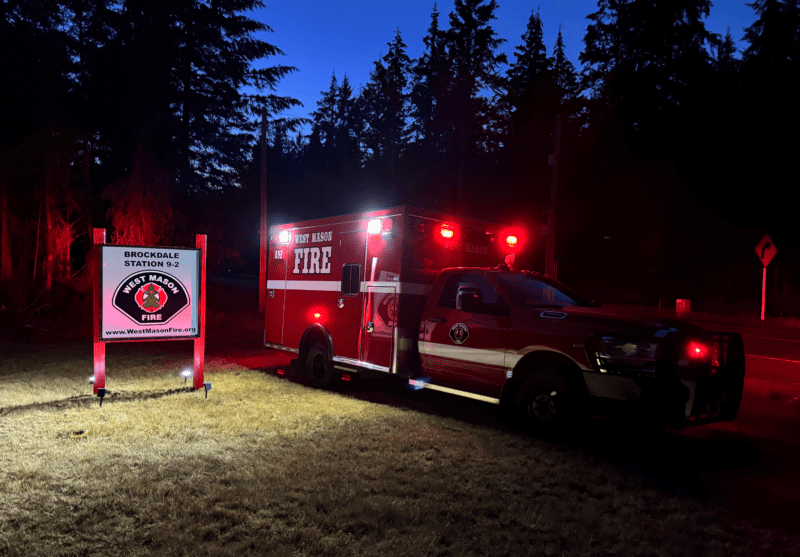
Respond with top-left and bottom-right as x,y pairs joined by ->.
310,309 -> 325,323
500,227 -> 525,253
440,224 -> 455,239
686,341 -> 710,360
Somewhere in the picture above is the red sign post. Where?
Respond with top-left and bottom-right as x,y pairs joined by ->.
92,229 -> 208,398
755,233 -> 778,321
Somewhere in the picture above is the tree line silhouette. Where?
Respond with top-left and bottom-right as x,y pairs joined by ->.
2,0 -> 799,319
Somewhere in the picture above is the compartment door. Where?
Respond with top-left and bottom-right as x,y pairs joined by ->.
361,286 -> 396,372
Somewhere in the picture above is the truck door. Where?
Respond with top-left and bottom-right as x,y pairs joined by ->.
420,272 -> 510,397
362,285 -> 397,372
333,231 -> 366,362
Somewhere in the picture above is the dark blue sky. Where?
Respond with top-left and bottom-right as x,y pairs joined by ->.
251,0 -> 756,123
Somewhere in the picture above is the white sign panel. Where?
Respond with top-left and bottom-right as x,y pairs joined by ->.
100,245 -> 201,340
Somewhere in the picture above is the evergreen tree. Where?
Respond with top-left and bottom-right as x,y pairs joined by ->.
738,0 -> 800,231
502,9 -> 551,169
358,28 -> 412,175
0,0 -> 74,151
443,0 -> 507,207
713,27 -> 739,72
550,26 -> 581,111
409,3 -> 451,156
505,8 -> 549,117
310,73 -> 340,152
580,0 -> 716,159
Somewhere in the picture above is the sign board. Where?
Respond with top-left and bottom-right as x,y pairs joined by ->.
755,233 -> 777,267
100,245 -> 201,340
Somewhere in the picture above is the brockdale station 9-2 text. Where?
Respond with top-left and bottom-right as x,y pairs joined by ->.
123,251 -> 181,268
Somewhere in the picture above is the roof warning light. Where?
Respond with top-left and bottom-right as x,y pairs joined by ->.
440,224 -> 455,239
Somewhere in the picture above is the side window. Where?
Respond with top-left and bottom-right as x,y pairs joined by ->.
437,273 -> 504,313
341,264 -> 361,296
438,273 -> 467,309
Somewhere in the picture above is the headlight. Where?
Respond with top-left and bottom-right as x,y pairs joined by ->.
595,337 -> 660,373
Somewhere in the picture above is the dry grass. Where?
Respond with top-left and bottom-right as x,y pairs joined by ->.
1,339 -> 800,557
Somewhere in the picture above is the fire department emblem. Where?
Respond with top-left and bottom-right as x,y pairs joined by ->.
449,322 -> 469,345
112,271 -> 190,325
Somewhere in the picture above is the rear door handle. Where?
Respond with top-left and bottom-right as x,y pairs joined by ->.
429,317 -> 446,323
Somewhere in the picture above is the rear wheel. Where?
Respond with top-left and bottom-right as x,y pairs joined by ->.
304,342 -> 333,388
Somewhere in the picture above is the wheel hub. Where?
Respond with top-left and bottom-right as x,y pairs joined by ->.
311,354 -> 327,380
530,391 -> 557,422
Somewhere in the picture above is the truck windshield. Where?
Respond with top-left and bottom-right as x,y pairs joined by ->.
496,272 -> 592,308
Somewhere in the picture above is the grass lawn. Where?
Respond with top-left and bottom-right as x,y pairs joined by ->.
1,282 -> 799,556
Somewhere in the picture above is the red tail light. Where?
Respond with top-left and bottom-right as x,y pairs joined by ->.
506,235 -> 518,248
440,224 -> 455,239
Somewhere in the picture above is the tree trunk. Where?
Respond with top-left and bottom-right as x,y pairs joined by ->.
45,150 -> 55,291
1,179 -> 12,282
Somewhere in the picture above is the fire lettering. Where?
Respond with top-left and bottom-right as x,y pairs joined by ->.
293,246 -> 332,274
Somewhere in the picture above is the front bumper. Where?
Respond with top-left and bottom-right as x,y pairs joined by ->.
677,331 -> 745,428
582,331 -> 745,428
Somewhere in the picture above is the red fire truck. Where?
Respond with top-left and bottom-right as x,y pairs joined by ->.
264,206 -> 744,430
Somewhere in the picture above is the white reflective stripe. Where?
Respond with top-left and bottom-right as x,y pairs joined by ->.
409,380 -> 500,404
267,280 -> 339,291
418,341 -> 506,368
267,279 -> 431,295
332,355 -> 361,366
332,356 -> 390,373
264,343 -> 298,353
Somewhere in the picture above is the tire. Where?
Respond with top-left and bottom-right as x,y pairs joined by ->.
516,372 -> 581,435
304,342 -> 333,388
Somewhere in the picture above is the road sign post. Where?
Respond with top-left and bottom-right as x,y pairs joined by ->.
754,233 -> 777,321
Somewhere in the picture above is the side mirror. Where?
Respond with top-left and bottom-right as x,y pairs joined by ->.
457,286 -> 483,313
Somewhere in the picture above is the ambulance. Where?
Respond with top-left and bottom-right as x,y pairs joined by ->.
263,206 -> 745,430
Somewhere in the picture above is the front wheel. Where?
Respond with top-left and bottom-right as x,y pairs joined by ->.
516,372 -> 582,435
304,342 -> 333,388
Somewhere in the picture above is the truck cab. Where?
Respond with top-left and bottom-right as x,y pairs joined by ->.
417,266 -> 745,431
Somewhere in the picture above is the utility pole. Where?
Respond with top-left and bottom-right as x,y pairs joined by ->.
545,114 -> 561,279
258,108 -> 268,314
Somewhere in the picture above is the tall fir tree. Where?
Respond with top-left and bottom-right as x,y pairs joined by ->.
409,3 -> 451,156
358,28 -> 412,182
549,25 -> 581,113
580,0 -> 716,160
502,8 -> 552,170
505,8 -> 548,119
444,0 -> 507,208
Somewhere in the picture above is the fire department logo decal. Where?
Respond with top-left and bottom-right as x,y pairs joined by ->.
449,322 -> 469,345
112,271 -> 190,325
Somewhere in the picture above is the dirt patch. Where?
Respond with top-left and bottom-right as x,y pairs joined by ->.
0,386 -> 195,418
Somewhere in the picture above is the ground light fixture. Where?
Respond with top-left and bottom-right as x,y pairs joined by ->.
181,369 -> 192,384
88,375 -> 95,384
97,388 -> 106,407
204,382 -> 212,399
